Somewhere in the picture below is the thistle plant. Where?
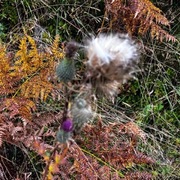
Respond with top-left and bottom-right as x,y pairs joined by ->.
56,41 -> 79,82
56,58 -> 75,82
84,33 -> 140,101
56,118 -> 74,143
0,1 -> 178,179
58,33 -> 140,135
71,98 -> 94,132
56,129 -> 71,144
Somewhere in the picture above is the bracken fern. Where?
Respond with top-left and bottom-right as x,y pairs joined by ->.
0,34 -> 63,149
104,0 -> 176,42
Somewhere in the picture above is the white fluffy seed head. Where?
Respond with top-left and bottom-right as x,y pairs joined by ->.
84,33 -> 140,101
86,33 -> 139,69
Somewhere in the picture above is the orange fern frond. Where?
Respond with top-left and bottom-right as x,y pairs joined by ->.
65,143 -> 100,179
133,152 -> 155,164
133,0 -> 169,26
57,142 -> 124,179
119,121 -> 146,141
0,77 -> 19,95
0,45 -> 21,95
3,97 -> 36,122
33,112 -> 61,127
105,0 -> 176,42
20,75 -> 53,101
150,23 -> 177,42
77,120 -> 155,171
122,171 -> 153,180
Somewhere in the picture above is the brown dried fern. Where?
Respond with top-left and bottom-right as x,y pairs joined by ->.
76,119 -> 155,173
122,171 -> 153,180
104,0 -> 176,42
119,121 -> 146,141
0,125 -> 5,147
3,97 -> 36,122
33,111 -> 62,127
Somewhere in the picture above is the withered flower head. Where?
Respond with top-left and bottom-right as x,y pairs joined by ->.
63,41 -> 80,58
85,33 -> 140,100
71,98 -> 94,132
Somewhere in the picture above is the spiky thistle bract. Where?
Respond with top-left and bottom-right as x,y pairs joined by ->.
56,41 -> 80,82
56,57 -> 75,82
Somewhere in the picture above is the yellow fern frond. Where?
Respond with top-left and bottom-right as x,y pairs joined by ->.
0,45 -> 21,95
26,35 -> 37,51
15,36 -> 28,67
12,34 -> 62,101
20,76 -> 53,101
0,45 -> 10,72
15,36 -> 28,59
14,36 -> 42,76
52,34 -> 64,60
27,35 -> 43,68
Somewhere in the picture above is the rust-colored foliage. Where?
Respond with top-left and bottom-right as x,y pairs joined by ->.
34,120 -> 154,179
0,125 -> 5,146
104,0 -> 176,42
0,31 -> 157,179
119,121 -> 146,142
35,139 -> 123,180
122,172 -> 153,180
2,97 -> 36,121
0,97 -> 36,146
0,34 -> 64,148
76,120 -> 155,172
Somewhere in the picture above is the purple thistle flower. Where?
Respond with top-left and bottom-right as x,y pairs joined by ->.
61,118 -> 73,132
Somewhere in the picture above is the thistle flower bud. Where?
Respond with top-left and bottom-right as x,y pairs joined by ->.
61,118 -> 73,132
56,41 -> 81,83
64,41 -> 79,58
56,57 -> 75,82
71,98 -> 94,132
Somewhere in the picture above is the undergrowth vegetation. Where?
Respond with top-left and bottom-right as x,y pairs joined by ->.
0,0 -> 179,180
